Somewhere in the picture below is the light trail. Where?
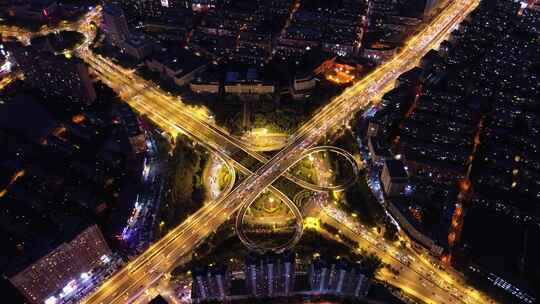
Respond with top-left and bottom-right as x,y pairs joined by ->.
80,1 -> 485,303
1,2 -> 493,303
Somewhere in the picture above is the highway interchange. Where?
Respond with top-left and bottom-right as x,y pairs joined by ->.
0,1 -> 496,303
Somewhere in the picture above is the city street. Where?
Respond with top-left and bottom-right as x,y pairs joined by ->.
316,206 -> 489,304
82,1 -> 485,303
121,131 -> 167,253
0,1 -> 491,303
78,1 -> 485,303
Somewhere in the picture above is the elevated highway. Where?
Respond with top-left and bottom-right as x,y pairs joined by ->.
0,2 -> 492,303
81,1 -> 484,303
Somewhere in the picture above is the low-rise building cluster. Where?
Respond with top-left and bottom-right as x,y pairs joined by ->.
0,97 -> 126,304
6,41 -> 96,104
102,1 -> 368,100
363,0 -> 439,63
0,58 -> 150,304
275,0 -> 364,59
362,1 -> 539,303
0,0 -> 90,25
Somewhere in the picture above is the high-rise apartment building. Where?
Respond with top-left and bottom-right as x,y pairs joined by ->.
308,257 -> 372,297
116,0 -> 144,23
366,0 -> 400,22
7,42 -> 96,104
118,0 -> 191,22
309,257 -> 330,292
281,250 -> 295,296
8,225 -> 112,304
245,251 -> 265,297
381,159 -> 409,197
367,0 -> 439,22
344,264 -> 372,297
116,103 -> 147,154
244,251 -> 296,298
190,253 -> 368,301
191,263 -> 230,303
103,3 -> 130,45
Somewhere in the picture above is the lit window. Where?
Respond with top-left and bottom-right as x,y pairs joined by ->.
62,280 -> 77,295
100,254 -> 111,264
80,272 -> 90,281
44,296 -> 57,304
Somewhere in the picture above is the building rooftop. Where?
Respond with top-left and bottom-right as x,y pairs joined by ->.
384,159 -> 408,179
104,2 -> 124,17
116,103 -> 142,137
124,33 -> 153,48
0,94 -> 57,143
0,183 -> 93,276
150,46 -> 208,76
225,67 -> 266,83
397,66 -> 423,86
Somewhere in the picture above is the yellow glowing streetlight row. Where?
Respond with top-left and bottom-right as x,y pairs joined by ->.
98,0 -> 489,301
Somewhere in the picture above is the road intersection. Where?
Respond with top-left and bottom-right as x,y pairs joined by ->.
0,1 -> 494,303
